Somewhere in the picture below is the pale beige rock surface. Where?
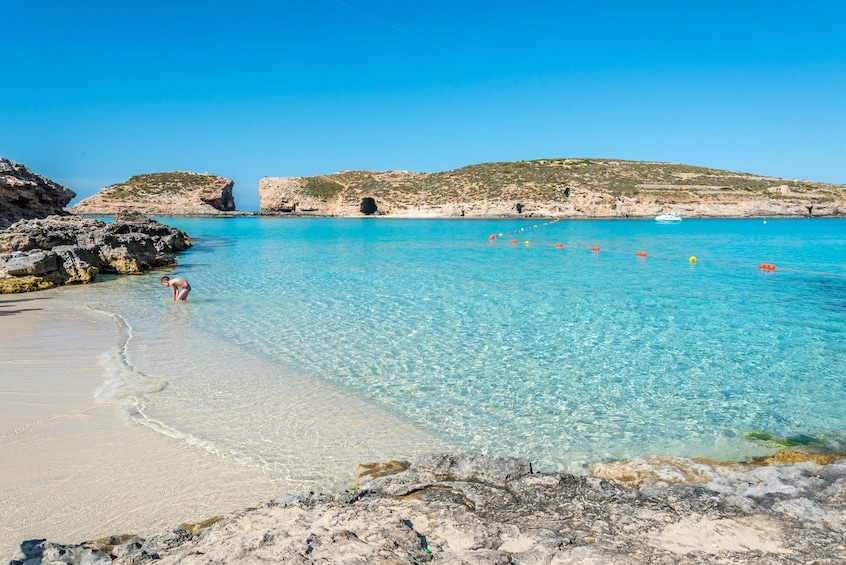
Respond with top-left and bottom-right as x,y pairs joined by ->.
259,159 -> 846,218
12,453 -> 846,564
71,172 -> 236,216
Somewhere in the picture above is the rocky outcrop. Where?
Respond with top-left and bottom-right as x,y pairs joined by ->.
71,172 -> 236,216
0,160 -> 191,293
0,212 -> 190,293
259,159 -> 846,218
11,452 -> 845,564
0,158 -> 76,229
258,177 -> 329,215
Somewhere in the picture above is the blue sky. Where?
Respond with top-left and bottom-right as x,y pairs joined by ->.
3,0 -> 844,211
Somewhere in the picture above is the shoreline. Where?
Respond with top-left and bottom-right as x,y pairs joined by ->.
0,294 -> 113,436
9,452 -> 846,563
3,280 -> 846,562
0,292 -> 289,559
0,286 -> 449,560
69,210 -> 844,220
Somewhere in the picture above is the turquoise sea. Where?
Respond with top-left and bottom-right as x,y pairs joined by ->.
83,217 -> 846,486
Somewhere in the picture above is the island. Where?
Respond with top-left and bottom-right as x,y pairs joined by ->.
259,159 -> 846,218
71,171 -> 236,216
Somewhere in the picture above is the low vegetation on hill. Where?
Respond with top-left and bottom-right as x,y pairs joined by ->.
314,159 -> 843,202
98,172 -> 226,200
71,171 -> 236,215
262,158 -> 846,217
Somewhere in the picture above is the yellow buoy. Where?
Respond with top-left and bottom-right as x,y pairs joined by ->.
689,256 -> 697,264
524,241 -> 530,246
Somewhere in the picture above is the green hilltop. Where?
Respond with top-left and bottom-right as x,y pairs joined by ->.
100,172 -> 226,200
297,158 -> 844,206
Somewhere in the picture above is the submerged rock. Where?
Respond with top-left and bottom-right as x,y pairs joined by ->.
11,452 -> 846,563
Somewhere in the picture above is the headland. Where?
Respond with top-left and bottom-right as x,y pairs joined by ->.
257,159 -> 846,218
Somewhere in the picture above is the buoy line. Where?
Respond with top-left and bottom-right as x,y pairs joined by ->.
485,222 -> 846,278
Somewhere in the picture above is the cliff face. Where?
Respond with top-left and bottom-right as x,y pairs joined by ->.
0,158 -> 76,229
259,159 -> 846,218
71,172 -> 236,216
1,160 -> 192,293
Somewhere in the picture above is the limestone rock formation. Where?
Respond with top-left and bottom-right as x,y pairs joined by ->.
259,159 -> 846,218
72,171 -> 236,216
0,212 -> 190,293
258,177 -> 332,215
11,452 -> 845,564
0,157 -> 76,229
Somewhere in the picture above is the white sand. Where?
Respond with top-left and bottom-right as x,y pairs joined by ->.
0,294 -> 111,434
0,292 -> 280,560
0,287 -> 450,561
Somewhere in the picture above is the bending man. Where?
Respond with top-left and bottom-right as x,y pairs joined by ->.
161,275 -> 191,301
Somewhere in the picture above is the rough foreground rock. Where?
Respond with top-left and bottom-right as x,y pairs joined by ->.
71,171 -> 236,216
0,158 -> 76,229
0,212 -> 190,293
10,453 -> 846,564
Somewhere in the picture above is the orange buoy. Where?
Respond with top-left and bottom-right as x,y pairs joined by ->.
488,234 -> 497,240
636,251 -> 648,257
759,263 -> 776,271
510,239 -> 518,244
555,243 -> 563,248
591,246 -> 600,252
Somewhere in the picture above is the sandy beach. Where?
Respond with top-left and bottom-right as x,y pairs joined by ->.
0,293 -> 282,560
0,286 -> 451,562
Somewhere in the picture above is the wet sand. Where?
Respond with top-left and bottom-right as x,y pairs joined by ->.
0,287 -> 450,561
0,292 -> 281,560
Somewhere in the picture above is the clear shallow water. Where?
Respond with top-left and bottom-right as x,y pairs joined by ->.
88,217 -> 846,479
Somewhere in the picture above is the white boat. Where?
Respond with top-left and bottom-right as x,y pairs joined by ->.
655,211 -> 682,223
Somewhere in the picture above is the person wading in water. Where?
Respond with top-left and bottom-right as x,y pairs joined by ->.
161,275 -> 191,301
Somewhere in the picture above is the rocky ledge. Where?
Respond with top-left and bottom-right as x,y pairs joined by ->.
71,171 -> 236,216
10,451 -> 845,564
0,212 -> 190,293
0,158 -> 76,229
